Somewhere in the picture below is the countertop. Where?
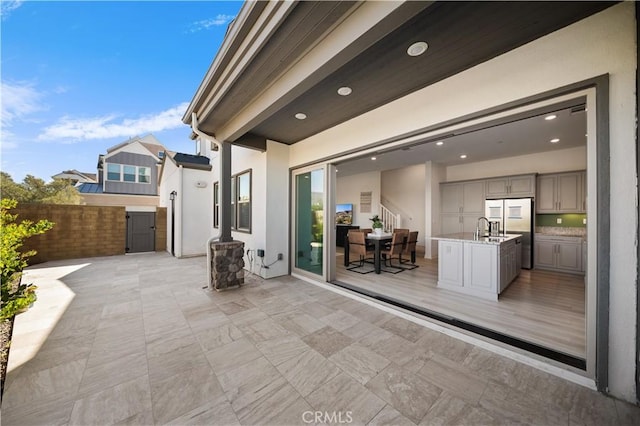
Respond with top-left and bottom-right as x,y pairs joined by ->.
431,233 -> 522,245
535,226 -> 586,239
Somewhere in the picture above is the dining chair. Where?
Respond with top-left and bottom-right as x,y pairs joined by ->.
380,231 -> 406,274
400,231 -> 419,270
386,228 -> 408,250
346,231 -> 375,274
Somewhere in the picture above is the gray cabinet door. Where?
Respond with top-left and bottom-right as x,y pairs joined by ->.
536,175 -> 557,212
556,242 -> 582,271
461,181 -> 485,214
509,175 -> 535,197
441,183 -> 462,214
486,178 -> 509,198
441,214 -> 462,235
557,173 -> 581,212
126,212 -> 156,253
534,240 -> 556,269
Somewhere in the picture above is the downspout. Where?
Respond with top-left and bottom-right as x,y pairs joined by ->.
191,113 -> 222,291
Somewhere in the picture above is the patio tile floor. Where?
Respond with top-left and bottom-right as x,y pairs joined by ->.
2,252 -> 639,425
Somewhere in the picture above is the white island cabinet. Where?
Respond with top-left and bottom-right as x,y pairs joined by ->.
432,233 -> 522,301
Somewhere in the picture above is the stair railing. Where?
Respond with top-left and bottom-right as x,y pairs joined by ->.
380,204 -> 401,232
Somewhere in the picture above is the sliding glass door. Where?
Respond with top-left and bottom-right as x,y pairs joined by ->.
293,168 -> 325,276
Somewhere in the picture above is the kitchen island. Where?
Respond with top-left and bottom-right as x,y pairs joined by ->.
431,233 -> 522,301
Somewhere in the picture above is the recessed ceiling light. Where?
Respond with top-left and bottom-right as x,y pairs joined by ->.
460,154 -> 467,159
436,141 -> 444,146
550,138 -> 560,143
337,86 -> 352,96
545,114 -> 557,121
407,41 -> 428,57
371,156 -> 377,161
295,113 -> 307,120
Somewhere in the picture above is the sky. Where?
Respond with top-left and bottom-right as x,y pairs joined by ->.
1,0 -> 243,182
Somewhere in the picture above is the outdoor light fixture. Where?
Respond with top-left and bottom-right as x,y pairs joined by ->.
170,190 -> 177,200
371,156 -> 377,160
545,114 -> 557,120
460,154 -> 467,159
550,138 -> 560,143
295,113 -> 307,120
436,141 -> 444,146
407,41 -> 428,57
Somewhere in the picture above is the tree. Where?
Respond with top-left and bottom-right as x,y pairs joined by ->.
0,172 -> 81,205
0,199 -> 54,319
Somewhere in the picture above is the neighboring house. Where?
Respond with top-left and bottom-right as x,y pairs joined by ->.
51,169 -> 97,185
158,151 -> 212,258
181,1 -> 637,404
77,134 -> 164,208
72,134 -> 167,253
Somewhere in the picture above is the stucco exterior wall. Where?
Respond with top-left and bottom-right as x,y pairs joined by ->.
181,168 -> 213,257
211,142 -> 289,279
287,3 -> 637,401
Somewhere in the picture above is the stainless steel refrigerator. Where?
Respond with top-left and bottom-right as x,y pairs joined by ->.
485,198 -> 534,269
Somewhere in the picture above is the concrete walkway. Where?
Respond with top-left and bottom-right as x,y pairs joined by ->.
1,253 -> 638,425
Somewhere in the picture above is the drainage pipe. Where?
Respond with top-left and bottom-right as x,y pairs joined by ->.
191,112 -> 222,291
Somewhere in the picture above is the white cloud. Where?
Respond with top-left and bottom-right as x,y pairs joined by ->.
1,80 -> 44,128
38,102 -> 190,142
0,0 -> 22,20
188,14 -> 235,32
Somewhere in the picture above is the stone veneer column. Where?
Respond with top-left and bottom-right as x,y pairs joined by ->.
210,240 -> 245,290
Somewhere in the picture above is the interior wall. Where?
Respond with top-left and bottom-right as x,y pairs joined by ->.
381,164 -> 425,243
287,3 -> 637,401
336,171 -> 381,228
445,146 -> 587,182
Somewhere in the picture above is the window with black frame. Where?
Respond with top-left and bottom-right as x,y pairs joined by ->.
213,182 -> 220,228
213,169 -> 251,233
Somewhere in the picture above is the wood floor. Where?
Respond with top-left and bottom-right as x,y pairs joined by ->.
335,251 -> 586,358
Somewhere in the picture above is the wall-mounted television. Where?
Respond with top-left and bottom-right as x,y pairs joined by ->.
336,203 -> 353,225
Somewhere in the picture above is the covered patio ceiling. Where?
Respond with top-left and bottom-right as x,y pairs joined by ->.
185,1 -> 615,149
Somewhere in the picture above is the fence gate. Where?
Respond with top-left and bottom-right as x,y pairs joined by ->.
126,212 -> 156,253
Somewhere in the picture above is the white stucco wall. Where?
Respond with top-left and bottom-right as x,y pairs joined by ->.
158,160 -> 212,258
181,168 -> 213,257
265,140 -> 290,278
214,142 -> 289,279
158,160 -> 182,256
287,3 -> 637,401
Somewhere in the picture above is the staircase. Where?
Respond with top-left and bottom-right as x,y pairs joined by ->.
380,204 -> 401,232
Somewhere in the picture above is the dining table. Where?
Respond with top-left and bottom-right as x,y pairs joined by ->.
343,231 -> 393,274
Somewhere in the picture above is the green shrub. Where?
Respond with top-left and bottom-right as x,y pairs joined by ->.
0,199 -> 53,320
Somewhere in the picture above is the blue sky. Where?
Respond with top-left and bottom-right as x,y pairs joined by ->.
1,0 -> 243,182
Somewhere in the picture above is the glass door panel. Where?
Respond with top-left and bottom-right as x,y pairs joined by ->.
295,169 -> 324,275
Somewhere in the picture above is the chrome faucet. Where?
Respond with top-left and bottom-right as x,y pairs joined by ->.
475,216 -> 490,238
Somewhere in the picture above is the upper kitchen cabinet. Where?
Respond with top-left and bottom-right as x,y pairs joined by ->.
441,180 -> 485,235
441,181 -> 485,214
485,174 -> 536,199
536,171 -> 586,213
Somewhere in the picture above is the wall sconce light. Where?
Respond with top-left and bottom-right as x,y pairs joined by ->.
169,191 -> 177,201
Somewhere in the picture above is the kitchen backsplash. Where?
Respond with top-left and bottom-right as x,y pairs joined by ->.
535,213 -> 586,228
536,226 -> 586,237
